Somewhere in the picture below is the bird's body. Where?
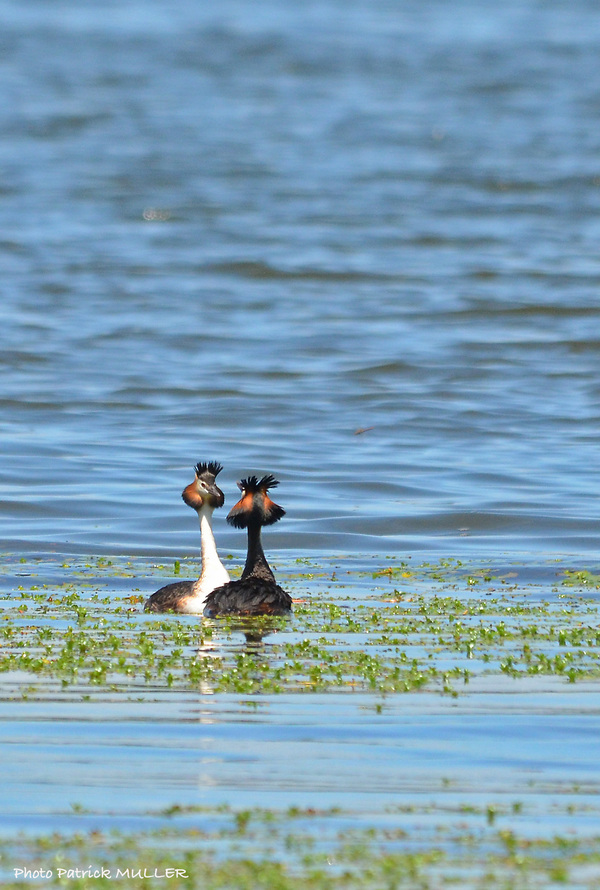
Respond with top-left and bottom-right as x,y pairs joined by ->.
144,580 -> 209,615
203,474 -> 291,618
203,576 -> 291,616
145,462 -> 229,614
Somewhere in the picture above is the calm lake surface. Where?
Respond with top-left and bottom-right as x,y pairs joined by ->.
2,0 -> 600,560
2,0 -> 600,881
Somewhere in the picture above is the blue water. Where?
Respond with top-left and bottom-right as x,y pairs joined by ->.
2,0 -> 600,560
2,1 -> 600,874
3,691 -> 600,838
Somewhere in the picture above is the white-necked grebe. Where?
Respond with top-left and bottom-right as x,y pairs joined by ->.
144,461 -> 230,614
203,474 -> 292,617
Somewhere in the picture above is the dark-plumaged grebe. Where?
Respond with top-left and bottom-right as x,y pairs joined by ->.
144,461 -> 230,614
203,474 -> 292,617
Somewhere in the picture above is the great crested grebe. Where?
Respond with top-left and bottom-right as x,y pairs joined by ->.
144,461 -> 230,614
203,474 -> 292,617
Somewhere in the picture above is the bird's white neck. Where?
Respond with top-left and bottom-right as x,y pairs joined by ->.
192,506 -> 230,598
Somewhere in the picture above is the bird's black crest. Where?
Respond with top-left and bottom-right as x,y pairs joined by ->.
237,474 -> 280,493
227,501 -> 285,528
228,473 -> 285,528
195,461 -> 223,479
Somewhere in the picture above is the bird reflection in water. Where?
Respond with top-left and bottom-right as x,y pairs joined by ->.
192,615 -> 292,695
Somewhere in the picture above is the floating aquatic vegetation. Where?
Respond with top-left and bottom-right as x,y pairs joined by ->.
2,555 -> 600,888
1,804 -> 600,890
1,555 -> 599,700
